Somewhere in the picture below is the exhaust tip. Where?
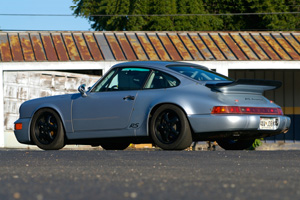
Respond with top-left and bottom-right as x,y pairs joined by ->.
283,129 -> 289,134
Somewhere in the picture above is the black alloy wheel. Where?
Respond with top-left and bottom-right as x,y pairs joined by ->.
155,110 -> 181,144
30,108 -> 65,150
150,104 -> 192,150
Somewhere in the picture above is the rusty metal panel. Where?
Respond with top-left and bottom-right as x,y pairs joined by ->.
30,33 -> 47,61
73,33 -> 92,61
52,33 -> 69,61
137,33 -> 159,61
158,33 -> 181,60
199,33 -> 225,60
105,33 -> 126,61
284,33 -> 300,55
94,33 -> 115,61
2,31 -> 300,63
8,33 -> 23,61
62,33 -> 81,61
209,33 -> 237,60
83,33 -> 103,61
0,33 -> 12,61
126,33 -> 148,60
240,33 -> 270,60
178,33 -> 203,60
230,33 -> 258,60
292,33 -> 300,51
220,33 -> 247,60
116,33 -> 137,60
147,33 -> 170,60
189,33 -> 214,60
262,33 -> 291,60
41,33 -> 58,61
168,33 -> 192,60
280,33 -> 300,60
251,33 -> 280,60
19,33 -> 35,61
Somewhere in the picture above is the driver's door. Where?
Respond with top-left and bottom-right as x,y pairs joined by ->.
71,67 -> 151,132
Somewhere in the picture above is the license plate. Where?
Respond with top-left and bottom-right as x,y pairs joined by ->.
259,118 -> 277,130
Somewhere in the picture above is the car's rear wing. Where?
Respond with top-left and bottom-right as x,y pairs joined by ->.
205,79 -> 282,94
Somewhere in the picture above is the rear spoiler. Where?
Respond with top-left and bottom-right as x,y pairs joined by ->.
205,79 -> 282,94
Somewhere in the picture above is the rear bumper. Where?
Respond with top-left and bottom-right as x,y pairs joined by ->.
14,118 -> 32,144
188,114 -> 291,140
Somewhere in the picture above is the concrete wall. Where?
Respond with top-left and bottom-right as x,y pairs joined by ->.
4,71 -> 100,148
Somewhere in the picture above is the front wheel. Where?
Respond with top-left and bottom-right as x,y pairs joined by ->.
216,139 -> 255,150
150,104 -> 192,150
30,108 -> 65,150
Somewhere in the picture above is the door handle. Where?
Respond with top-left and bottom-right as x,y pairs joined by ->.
123,95 -> 135,101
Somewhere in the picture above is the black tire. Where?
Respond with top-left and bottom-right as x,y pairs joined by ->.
30,108 -> 65,150
150,104 -> 192,150
101,143 -> 130,150
217,139 -> 255,150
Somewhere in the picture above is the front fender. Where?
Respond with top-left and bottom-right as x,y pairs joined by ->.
18,94 -> 75,134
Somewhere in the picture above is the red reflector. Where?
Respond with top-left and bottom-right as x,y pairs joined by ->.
15,123 -> 22,130
211,106 -> 283,115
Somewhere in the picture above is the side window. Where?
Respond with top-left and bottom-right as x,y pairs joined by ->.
94,67 -> 151,92
92,69 -> 116,92
144,70 -> 180,89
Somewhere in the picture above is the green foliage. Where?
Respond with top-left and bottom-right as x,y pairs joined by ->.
71,0 -> 300,31
247,139 -> 263,150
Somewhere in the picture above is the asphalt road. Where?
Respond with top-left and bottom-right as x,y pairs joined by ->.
0,149 -> 300,200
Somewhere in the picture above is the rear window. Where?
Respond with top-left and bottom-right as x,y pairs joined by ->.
168,66 -> 232,81
144,70 -> 180,89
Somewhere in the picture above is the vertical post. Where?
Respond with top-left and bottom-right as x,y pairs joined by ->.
0,69 -> 4,147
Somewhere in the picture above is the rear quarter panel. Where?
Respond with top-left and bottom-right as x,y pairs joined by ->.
131,79 -> 281,137
131,81 -> 222,136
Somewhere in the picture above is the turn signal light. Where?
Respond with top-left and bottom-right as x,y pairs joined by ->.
15,123 -> 23,130
211,106 -> 283,115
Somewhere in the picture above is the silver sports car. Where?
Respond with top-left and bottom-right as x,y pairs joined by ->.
14,61 -> 291,150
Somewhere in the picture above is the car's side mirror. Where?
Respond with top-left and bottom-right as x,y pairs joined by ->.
78,84 -> 88,97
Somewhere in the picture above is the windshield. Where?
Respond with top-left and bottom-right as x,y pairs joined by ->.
168,65 -> 233,81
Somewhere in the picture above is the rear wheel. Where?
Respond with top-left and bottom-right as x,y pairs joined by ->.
150,104 -> 192,150
101,142 -> 130,150
30,108 -> 65,150
217,139 -> 255,150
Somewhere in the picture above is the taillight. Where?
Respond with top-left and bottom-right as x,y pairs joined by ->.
211,106 -> 283,115
15,123 -> 22,130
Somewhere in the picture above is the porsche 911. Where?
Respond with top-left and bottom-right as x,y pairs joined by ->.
14,61 -> 291,150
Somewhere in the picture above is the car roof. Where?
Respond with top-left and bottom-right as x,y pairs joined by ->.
112,61 -> 208,70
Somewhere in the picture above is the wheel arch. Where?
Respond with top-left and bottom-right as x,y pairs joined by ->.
147,102 -> 193,136
29,106 -> 67,141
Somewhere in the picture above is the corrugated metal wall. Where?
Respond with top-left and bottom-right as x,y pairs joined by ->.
1,32 -> 300,62
229,69 -> 300,141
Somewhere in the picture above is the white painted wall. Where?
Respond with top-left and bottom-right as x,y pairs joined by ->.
0,71 -> 4,147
